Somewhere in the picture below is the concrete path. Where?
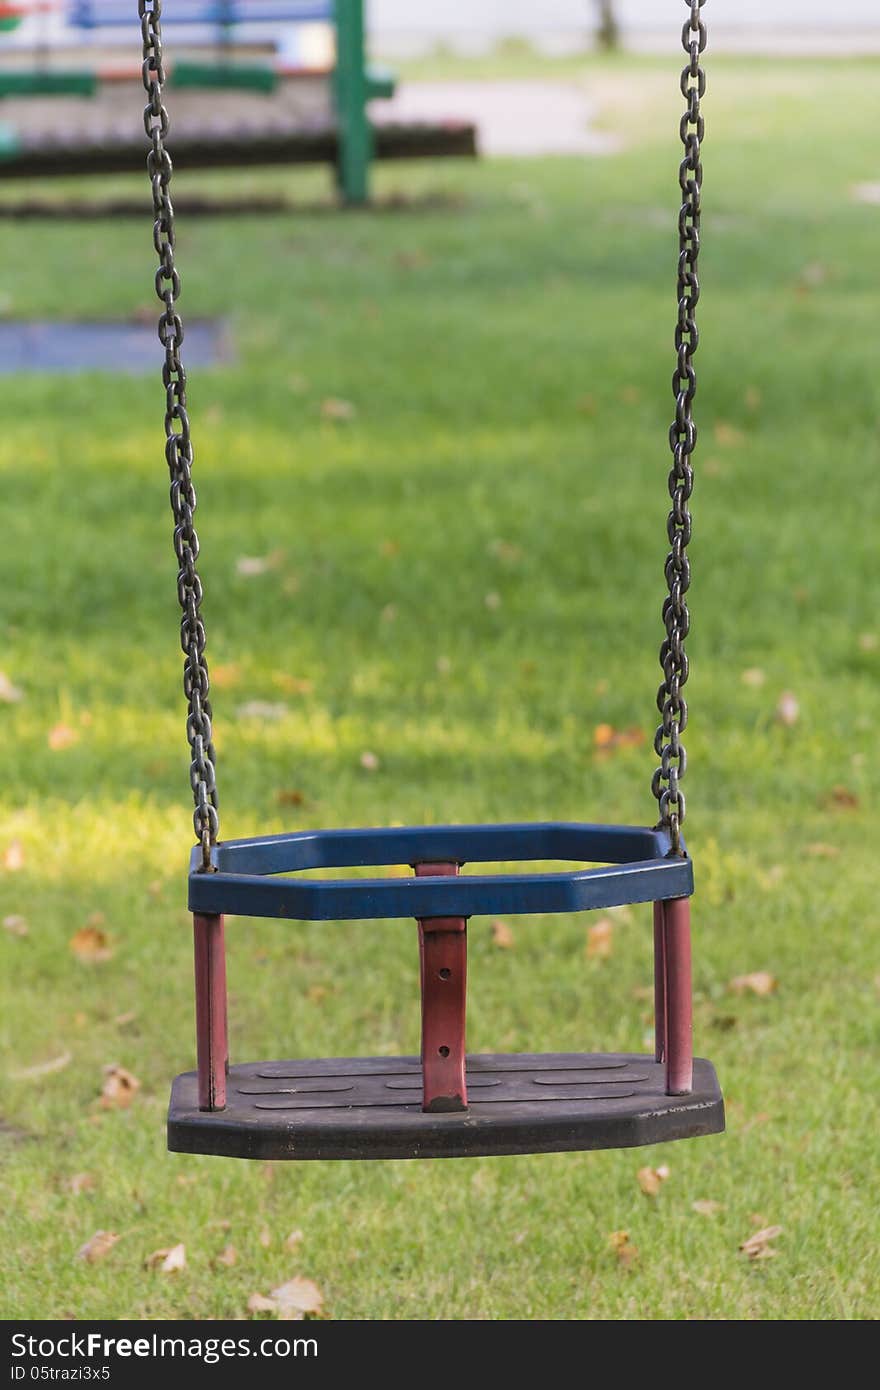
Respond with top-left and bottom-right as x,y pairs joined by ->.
378,79 -> 618,158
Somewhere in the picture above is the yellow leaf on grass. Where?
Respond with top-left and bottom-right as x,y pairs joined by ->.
48,723 -> 79,751
284,1230 -> 304,1253
70,923 -> 114,963
69,1173 -> 96,1196
586,918 -> 613,960
215,1245 -> 237,1268
805,843 -> 839,858
741,667 -> 765,688
739,1225 -> 782,1260
692,1199 -> 724,1216
77,1231 -> 119,1263
491,919 -> 514,949
146,1243 -> 186,1273
100,1065 -> 141,1109
729,971 -> 777,997
259,1228 -> 272,1249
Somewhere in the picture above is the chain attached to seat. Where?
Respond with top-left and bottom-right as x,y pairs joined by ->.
140,0 -> 218,870
653,0 -> 707,856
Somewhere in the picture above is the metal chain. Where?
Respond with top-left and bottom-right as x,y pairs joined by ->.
139,0 -> 219,870
652,0 -> 707,855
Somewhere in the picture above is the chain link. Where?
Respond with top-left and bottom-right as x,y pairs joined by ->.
139,0 -> 218,870
652,0 -> 706,855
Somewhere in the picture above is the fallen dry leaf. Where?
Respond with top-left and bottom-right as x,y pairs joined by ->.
146,1243 -> 186,1273
10,1051 -> 72,1081
100,1064 -> 141,1109
586,917 -> 613,960
3,914 -> 28,937
491,919 -> 514,950
0,671 -> 23,703
211,662 -> 243,689
271,1276 -> 324,1321
741,667 -> 766,688
3,840 -> 24,872
805,842 -> 840,859
359,751 -> 380,772
823,785 -> 860,810
70,924 -> 114,964
237,701 -> 288,721
77,1231 -> 119,1263
48,723 -> 79,751
775,691 -> 800,727
215,1245 -> 237,1268
271,672 -> 314,696
235,555 -> 279,578
858,632 -> 878,652
607,1230 -> 639,1269
284,1230 -> 304,1253
69,1173 -> 96,1196
692,1199 -> 723,1216
739,1225 -> 782,1260
713,420 -> 745,447
593,724 -> 645,755
320,397 -> 356,422
259,1228 -> 272,1250
276,789 -> 306,807
729,971 -> 777,997
247,1293 -> 278,1315
637,1164 -> 671,1197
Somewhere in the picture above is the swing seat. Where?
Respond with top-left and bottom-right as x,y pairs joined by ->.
169,822 -> 724,1159
168,1052 -> 723,1160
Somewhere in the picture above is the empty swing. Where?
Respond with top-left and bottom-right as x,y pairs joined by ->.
138,0 -> 725,1161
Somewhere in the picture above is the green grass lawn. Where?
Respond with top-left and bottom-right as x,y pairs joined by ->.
2,54 -> 879,1320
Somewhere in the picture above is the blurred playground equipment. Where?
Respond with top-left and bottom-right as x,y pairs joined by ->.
0,0 -> 477,201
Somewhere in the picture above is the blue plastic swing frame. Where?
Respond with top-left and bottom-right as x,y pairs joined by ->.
188,822 -> 693,921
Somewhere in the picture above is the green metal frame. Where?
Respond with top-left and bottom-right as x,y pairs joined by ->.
333,0 -> 395,205
0,71 -> 97,98
171,59 -> 279,94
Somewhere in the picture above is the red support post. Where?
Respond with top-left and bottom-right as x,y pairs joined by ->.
653,900 -> 666,1064
660,896 -> 693,1095
193,912 -> 228,1111
414,862 -> 468,1113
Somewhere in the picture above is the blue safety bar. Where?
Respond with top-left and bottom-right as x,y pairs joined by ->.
188,822 -> 694,922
